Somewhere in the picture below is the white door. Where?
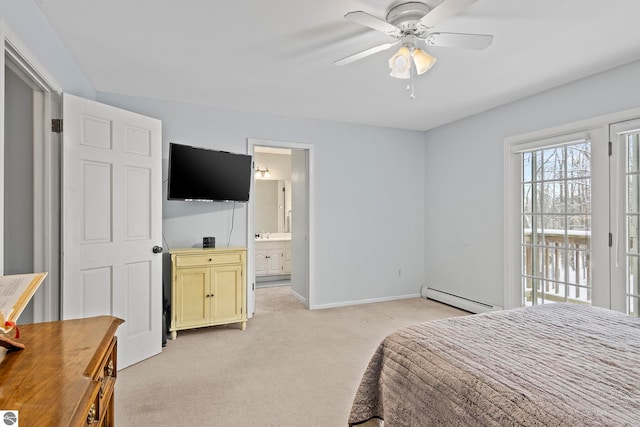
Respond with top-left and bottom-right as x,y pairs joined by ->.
61,93 -> 163,368
610,118 -> 640,316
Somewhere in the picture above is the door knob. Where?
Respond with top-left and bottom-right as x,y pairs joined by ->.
152,246 -> 163,254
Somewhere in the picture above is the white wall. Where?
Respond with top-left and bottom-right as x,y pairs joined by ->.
254,152 -> 291,181
423,58 -> 640,308
0,1 -> 95,100
96,93 -> 427,307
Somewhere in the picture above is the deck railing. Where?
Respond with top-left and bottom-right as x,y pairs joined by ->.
523,229 -> 591,304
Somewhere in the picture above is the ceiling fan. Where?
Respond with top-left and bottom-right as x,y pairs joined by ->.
335,0 -> 493,81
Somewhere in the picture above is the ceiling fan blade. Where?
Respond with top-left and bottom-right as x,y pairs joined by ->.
344,11 -> 401,37
334,41 -> 399,66
424,32 -> 493,50
418,0 -> 478,29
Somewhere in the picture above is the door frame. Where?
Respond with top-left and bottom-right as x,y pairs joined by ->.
246,138 -> 314,315
0,21 -> 62,322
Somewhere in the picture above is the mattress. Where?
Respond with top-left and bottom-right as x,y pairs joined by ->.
348,303 -> 640,426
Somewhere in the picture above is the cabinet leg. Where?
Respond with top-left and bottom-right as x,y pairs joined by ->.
240,321 -> 247,331
170,330 -> 177,340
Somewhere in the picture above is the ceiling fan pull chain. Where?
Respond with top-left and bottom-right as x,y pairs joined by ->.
408,62 -> 416,100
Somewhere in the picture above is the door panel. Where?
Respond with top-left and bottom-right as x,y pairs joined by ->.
62,93 -> 162,368
82,161 -> 112,241
611,118 -> 640,315
177,268 -> 209,325
212,265 -> 243,322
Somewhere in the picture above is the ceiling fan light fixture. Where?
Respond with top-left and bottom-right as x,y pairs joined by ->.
388,46 -> 411,79
412,48 -> 437,75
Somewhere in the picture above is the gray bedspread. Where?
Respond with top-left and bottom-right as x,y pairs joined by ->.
348,303 -> 640,426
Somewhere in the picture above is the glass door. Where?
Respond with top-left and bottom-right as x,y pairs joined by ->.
611,119 -> 640,316
521,141 -> 592,306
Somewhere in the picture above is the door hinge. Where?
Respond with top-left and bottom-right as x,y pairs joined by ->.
609,141 -> 613,156
609,233 -> 613,247
52,118 -> 63,133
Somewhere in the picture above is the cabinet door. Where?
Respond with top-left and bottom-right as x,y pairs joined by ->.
211,264 -> 243,323
255,249 -> 268,276
175,267 -> 210,328
284,243 -> 292,274
266,250 -> 283,275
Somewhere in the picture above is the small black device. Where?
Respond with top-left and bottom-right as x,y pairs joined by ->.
203,237 -> 216,248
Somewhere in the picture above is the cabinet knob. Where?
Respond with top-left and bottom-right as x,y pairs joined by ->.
208,258 -> 212,262
87,403 -> 96,424
105,359 -> 114,377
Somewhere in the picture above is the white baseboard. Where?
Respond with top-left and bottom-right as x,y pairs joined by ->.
290,288 -> 306,304
311,293 -> 421,310
424,287 -> 503,313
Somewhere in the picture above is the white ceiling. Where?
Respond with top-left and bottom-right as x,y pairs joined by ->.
35,0 -> 640,131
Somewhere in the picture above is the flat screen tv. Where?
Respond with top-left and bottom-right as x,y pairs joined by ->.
167,142 -> 252,202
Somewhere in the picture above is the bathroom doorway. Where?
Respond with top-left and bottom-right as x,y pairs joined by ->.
254,147 -> 292,289
246,139 -> 313,316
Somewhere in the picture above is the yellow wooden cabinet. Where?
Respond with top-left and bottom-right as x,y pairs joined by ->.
170,247 -> 247,339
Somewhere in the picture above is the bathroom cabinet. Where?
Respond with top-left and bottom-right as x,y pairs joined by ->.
255,240 -> 291,277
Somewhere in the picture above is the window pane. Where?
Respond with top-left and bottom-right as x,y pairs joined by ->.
541,148 -> 565,180
568,216 -> 590,251
521,140 -> 592,308
568,214 -> 590,232
542,214 -> 565,230
567,142 -> 591,179
567,179 -> 591,214
534,151 -> 544,181
627,134 -> 640,173
542,182 -> 564,213
628,215 -> 640,254
629,296 -> 639,318
629,255 -> 640,297
523,152 -> 533,183
534,279 -> 544,305
628,174 -> 640,213
522,183 -> 533,213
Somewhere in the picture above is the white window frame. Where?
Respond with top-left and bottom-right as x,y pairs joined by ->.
503,108 -> 640,311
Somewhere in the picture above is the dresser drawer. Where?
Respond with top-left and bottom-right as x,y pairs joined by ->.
175,252 -> 243,267
90,336 -> 118,425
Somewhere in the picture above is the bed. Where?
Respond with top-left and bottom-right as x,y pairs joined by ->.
348,303 -> 640,426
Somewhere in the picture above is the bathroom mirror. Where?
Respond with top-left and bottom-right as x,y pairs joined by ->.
255,180 -> 291,233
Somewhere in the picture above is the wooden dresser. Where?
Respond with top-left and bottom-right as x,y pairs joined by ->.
0,316 -> 123,426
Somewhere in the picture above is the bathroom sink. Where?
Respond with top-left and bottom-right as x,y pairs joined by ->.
255,232 -> 291,241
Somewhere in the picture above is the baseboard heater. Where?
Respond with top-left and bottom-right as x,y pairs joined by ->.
423,287 -> 503,314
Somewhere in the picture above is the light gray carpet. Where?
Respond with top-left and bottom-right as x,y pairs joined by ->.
114,287 -> 467,426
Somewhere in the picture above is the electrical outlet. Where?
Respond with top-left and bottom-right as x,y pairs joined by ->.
397,269 -> 402,277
